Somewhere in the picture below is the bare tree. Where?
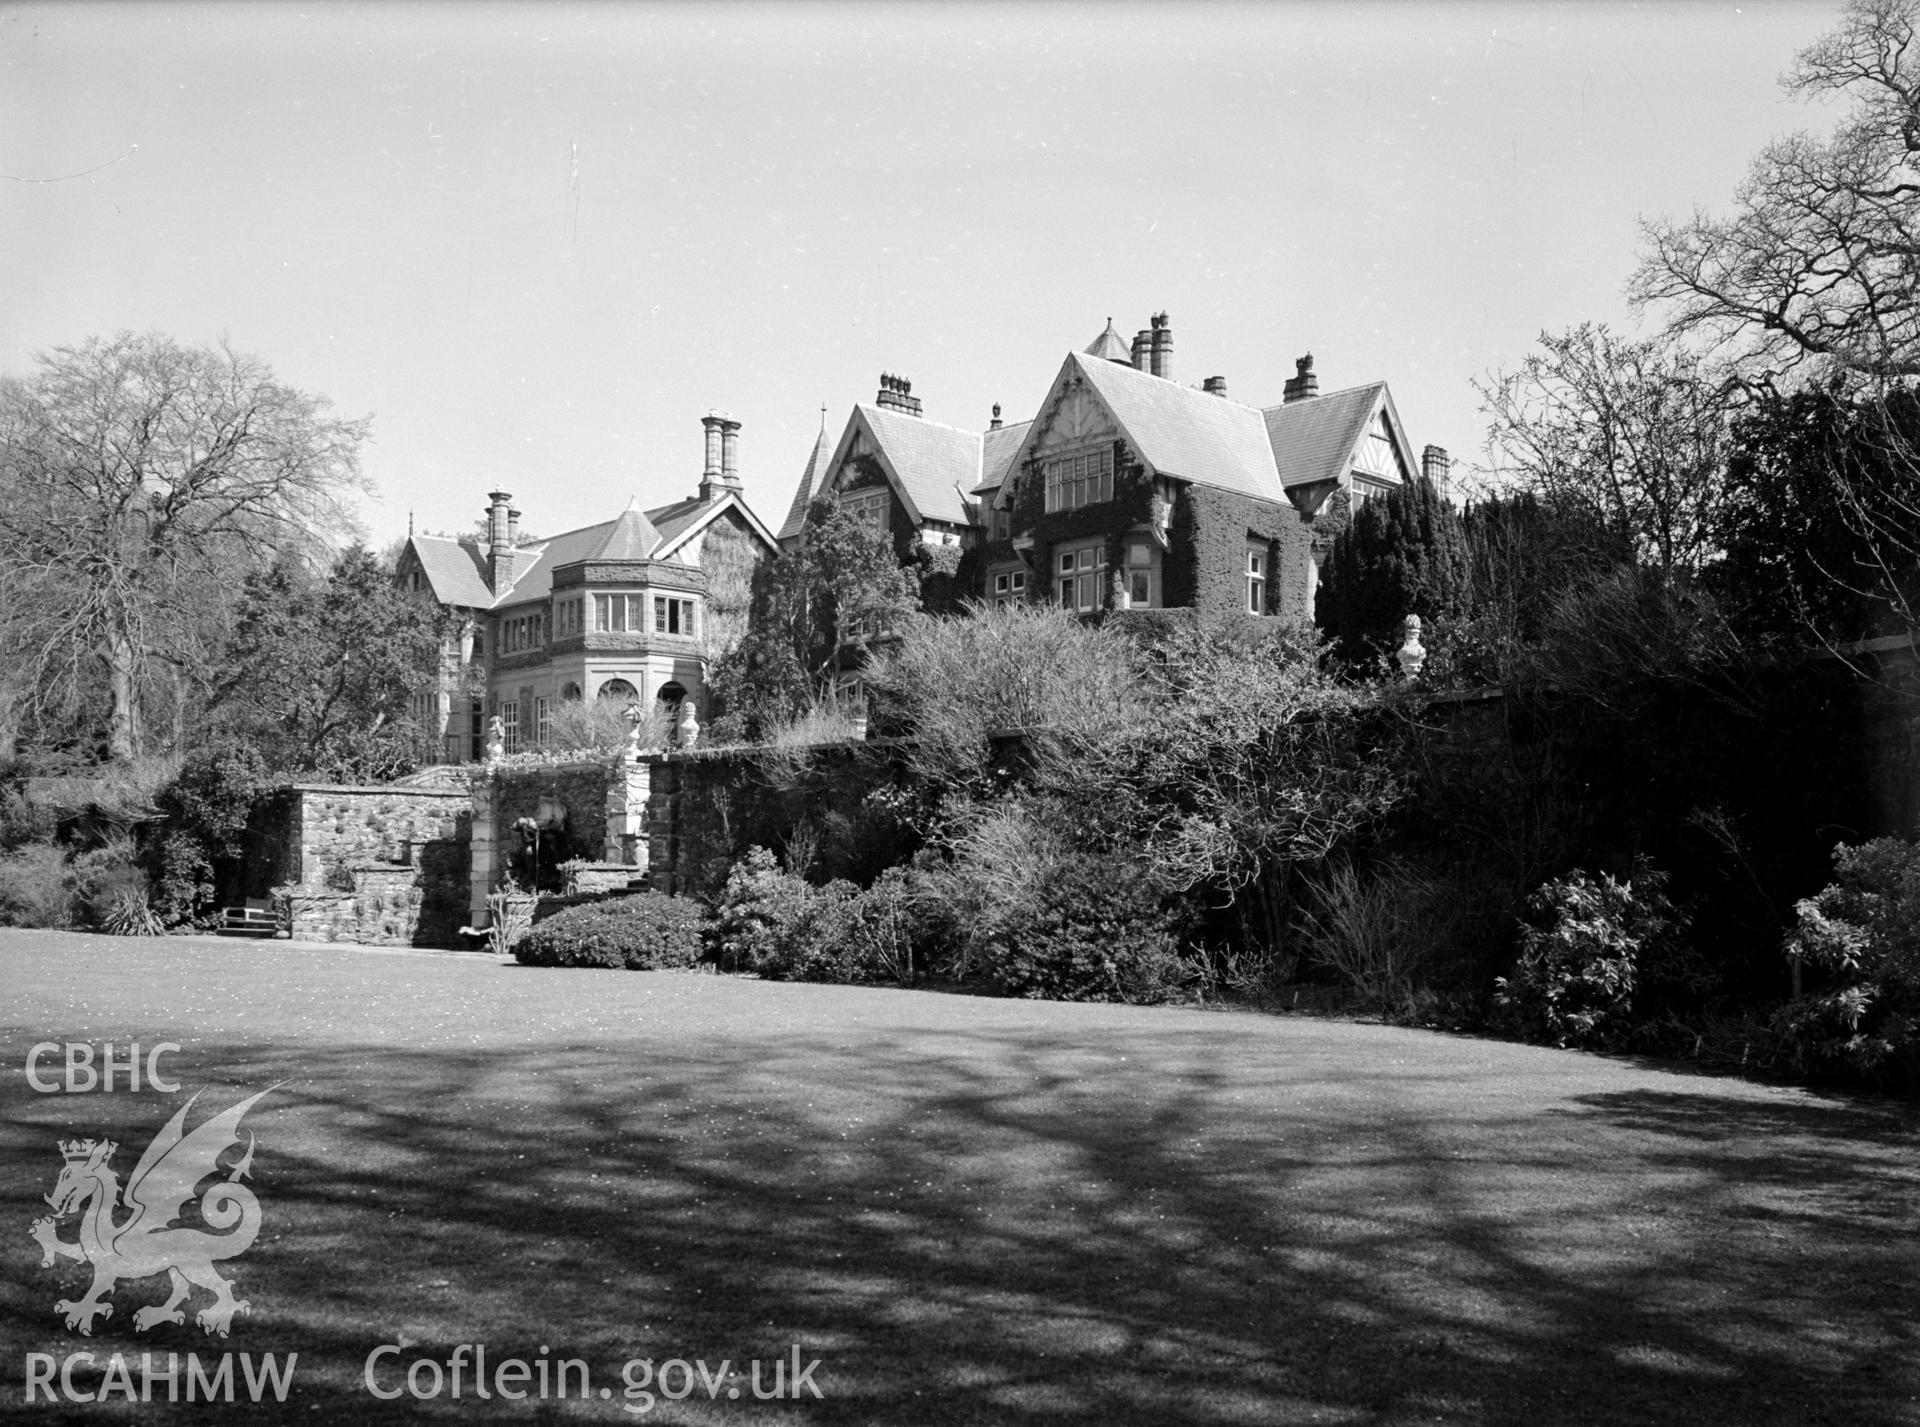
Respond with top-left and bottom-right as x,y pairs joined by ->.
0,333 -> 369,762
1475,324 -> 1731,581
1632,0 -> 1920,384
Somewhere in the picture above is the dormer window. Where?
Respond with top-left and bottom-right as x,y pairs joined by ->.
1044,449 -> 1113,513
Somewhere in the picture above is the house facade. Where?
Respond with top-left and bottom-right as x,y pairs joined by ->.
397,414 -> 780,760
784,313 -> 1449,622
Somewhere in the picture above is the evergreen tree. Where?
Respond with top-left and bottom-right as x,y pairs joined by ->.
1315,474 -> 1470,663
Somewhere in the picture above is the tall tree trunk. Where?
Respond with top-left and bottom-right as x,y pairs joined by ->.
106,634 -> 140,764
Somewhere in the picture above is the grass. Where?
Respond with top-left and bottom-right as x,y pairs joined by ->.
2,929 -> 1916,1425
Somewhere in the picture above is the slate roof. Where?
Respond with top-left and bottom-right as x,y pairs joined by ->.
1261,382 -> 1389,489
645,495 -> 709,551
1071,352 -> 1286,502
405,535 -> 494,609
483,517 -> 627,609
972,418 -> 1033,495
857,404 -> 981,525
778,424 -> 838,542
1084,319 -> 1133,364
593,500 -> 665,560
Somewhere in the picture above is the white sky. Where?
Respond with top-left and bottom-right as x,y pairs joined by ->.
1,0 -> 1839,546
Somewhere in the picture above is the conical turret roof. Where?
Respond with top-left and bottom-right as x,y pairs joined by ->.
588,497 -> 663,559
1084,317 -> 1133,364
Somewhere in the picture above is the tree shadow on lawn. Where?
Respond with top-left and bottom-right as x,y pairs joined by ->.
4,1032 -> 1917,1426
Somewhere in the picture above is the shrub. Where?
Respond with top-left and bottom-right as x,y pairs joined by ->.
513,892 -> 708,970
71,838 -> 150,930
708,848 -> 928,986
101,890 -> 165,937
1774,838 -> 1920,1087
1301,857 -> 1464,1011
141,746 -> 269,926
982,853 -> 1189,1004
0,841 -> 77,928
708,847 -> 815,973
1495,862 -> 1685,1049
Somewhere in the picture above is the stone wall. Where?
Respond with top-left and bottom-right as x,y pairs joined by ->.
253,784 -> 470,947
467,756 -> 651,925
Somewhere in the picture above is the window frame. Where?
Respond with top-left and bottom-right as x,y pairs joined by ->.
1043,447 -> 1114,514
1056,542 -> 1109,613
653,596 -> 695,636
1247,544 -> 1268,615
838,488 -> 889,531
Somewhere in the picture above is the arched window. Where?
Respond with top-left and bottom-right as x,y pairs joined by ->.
597,678 -> 639,702
656,681 -> 687,708
560,681 -> 583,702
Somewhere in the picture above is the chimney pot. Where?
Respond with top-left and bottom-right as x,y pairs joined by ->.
1150,311 -> 1173,380
1203,375 -> 1227,398
876,372 -> 922,416
990,402 -> 1002,431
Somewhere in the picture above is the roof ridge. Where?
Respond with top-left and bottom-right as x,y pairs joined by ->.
859,402 -> 985,443
1259,381 -> 1385,416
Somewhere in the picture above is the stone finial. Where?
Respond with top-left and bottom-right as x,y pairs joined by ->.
1396,613 -> 1427,679
1111,568 -> 1131,611
485,714 -> 506,762
676,699 -> 700,751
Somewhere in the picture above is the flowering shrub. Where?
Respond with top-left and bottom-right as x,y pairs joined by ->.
1774,838 -> 1920,1087
1496,863 -> 1684,1048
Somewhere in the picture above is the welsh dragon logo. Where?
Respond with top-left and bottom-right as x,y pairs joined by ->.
31,1087 -> 276,1337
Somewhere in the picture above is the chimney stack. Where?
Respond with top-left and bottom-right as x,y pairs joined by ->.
875,372 -> 922,417
990,402 -> 1003,431
720,417 -> 742,490
1422,444 -> 1451,495
1283,353 -> 1319,403
699,414 -> 726,501
1202,375 -> 1228,398
1132,329 -> 1152,371
485,490 -> 514,591
1149,311 -> 1173,379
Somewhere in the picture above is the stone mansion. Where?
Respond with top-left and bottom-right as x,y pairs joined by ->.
400,312 -> 1446,761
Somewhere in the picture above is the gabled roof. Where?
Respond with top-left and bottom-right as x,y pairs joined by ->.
1261,382 -> 1415,489
404,535 -> 494,609
973,418 -> 1033,495
651,488 -> 781,560
1065,351 -> 1287,502
829,403 -> 981,526
778,423 -> 838,542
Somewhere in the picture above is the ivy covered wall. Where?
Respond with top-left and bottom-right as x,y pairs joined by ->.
1165,484 -> 1317,622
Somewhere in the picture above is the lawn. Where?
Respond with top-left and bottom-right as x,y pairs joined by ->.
2,931 -> 1916,1426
